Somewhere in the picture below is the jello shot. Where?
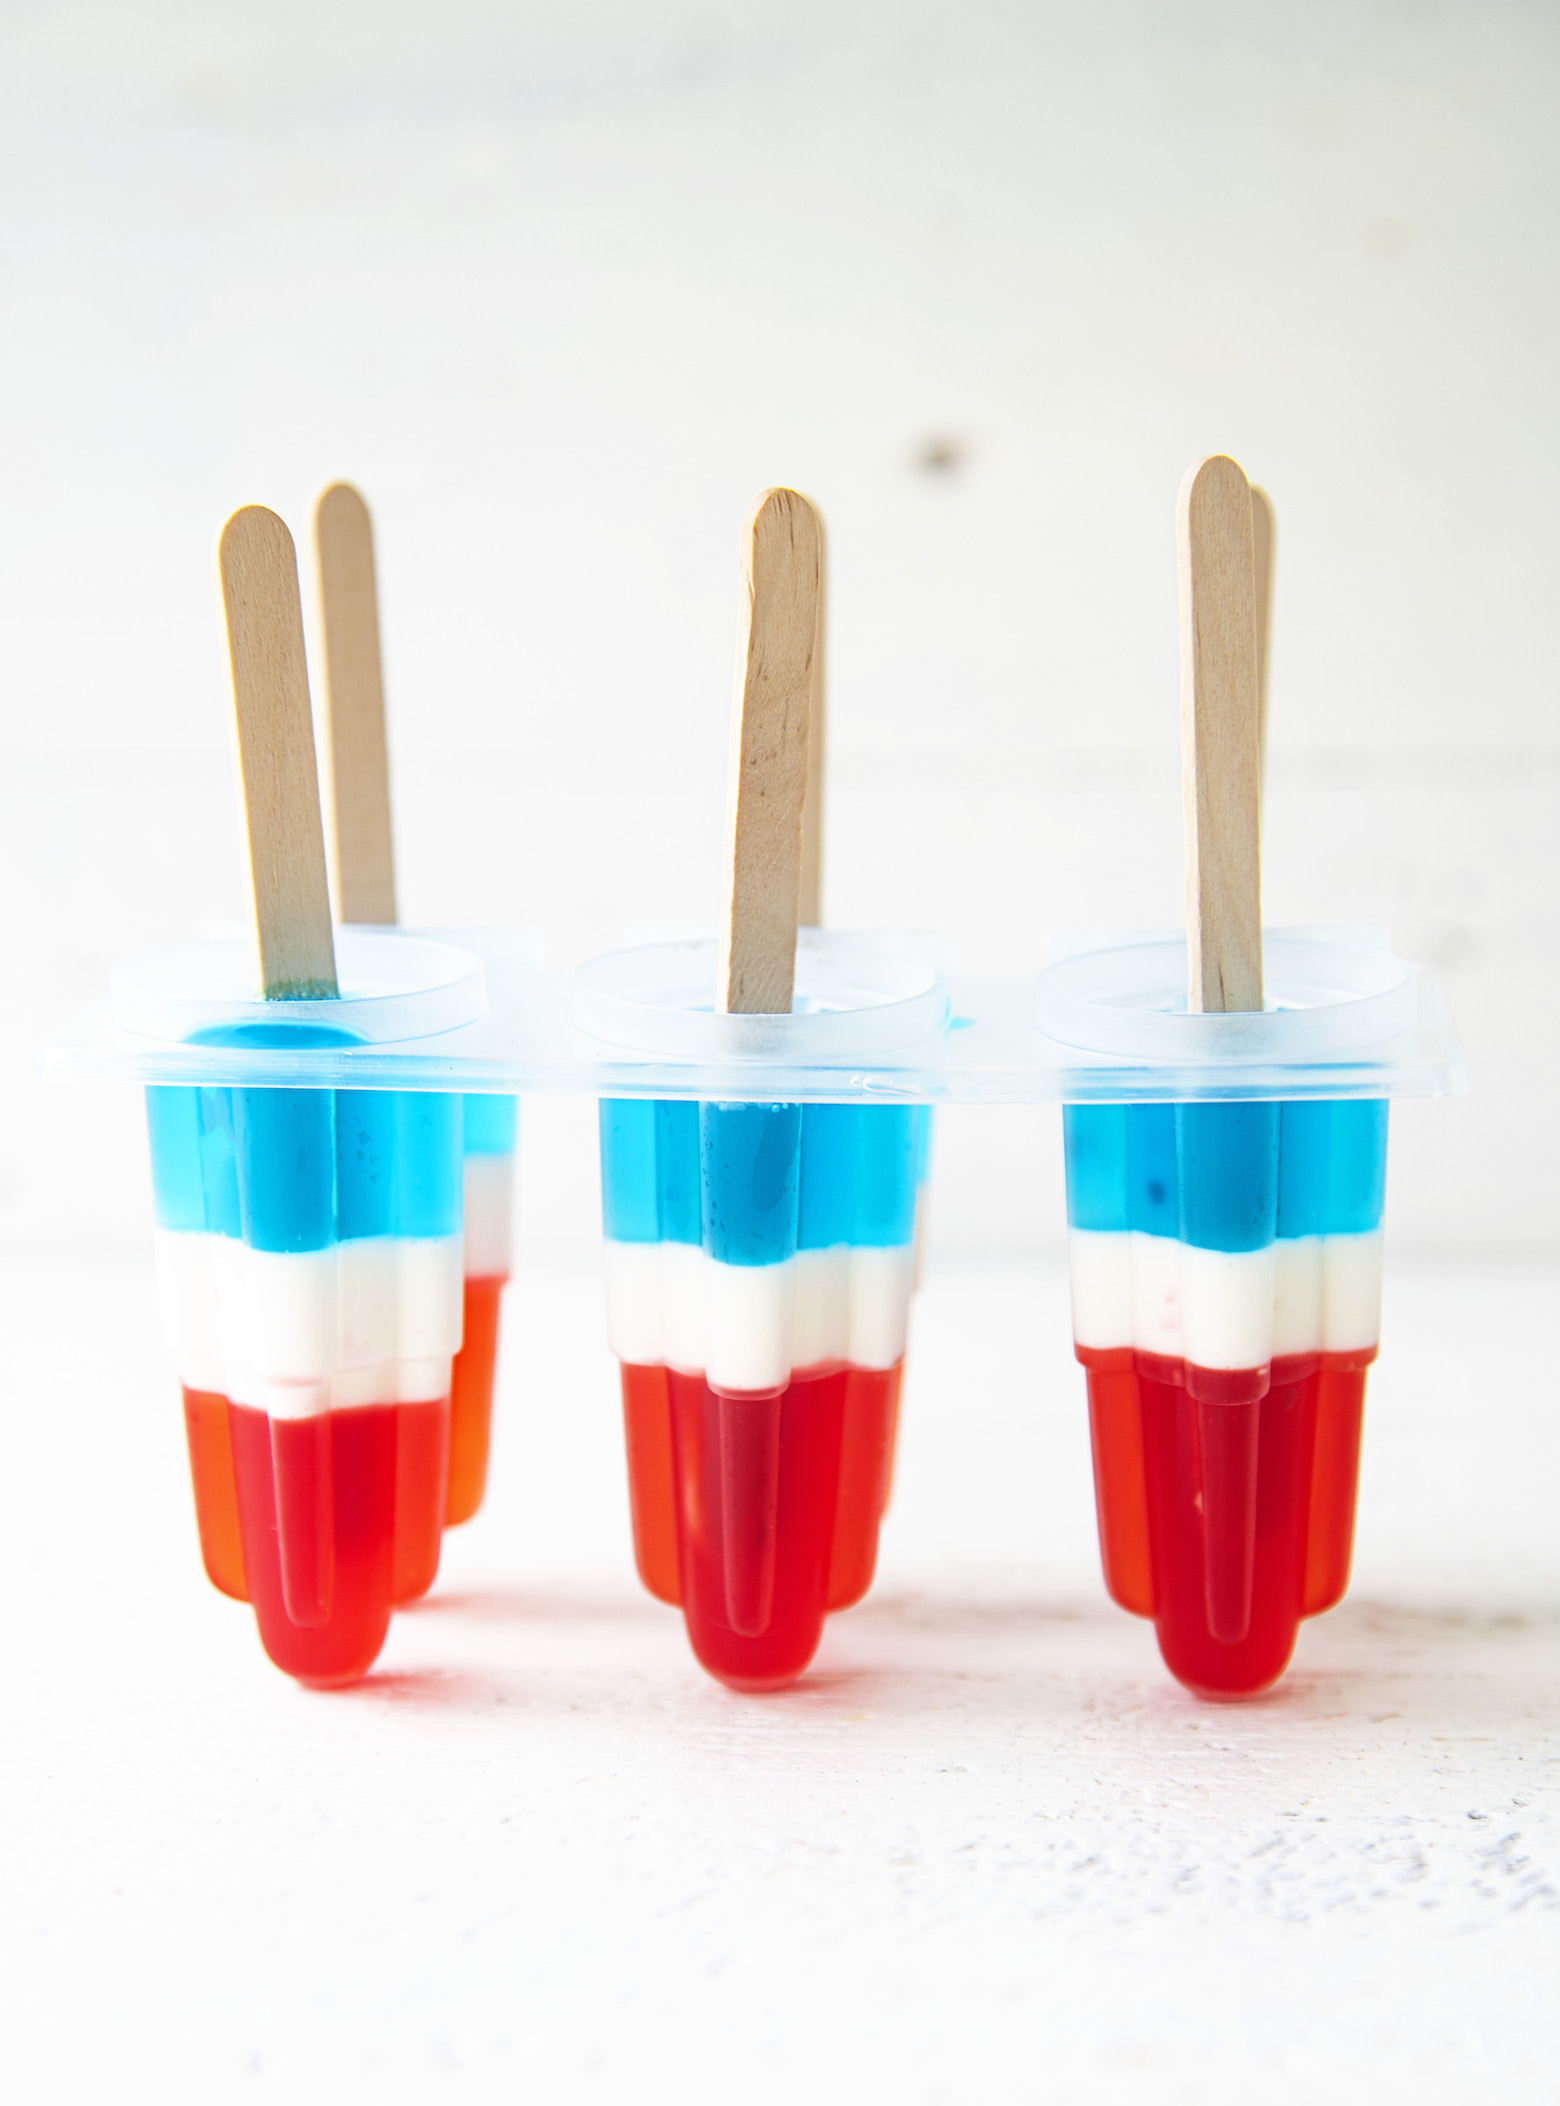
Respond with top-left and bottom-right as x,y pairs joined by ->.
581,930 -> 943,1690
146,1059 -> 464,1679
1048,940 -> 1397,1701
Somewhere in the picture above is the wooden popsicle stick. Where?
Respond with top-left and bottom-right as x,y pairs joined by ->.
315,481 -> 398,925
1178,455 -> 1263,1014
797,510 -> 827,927
1250,483 -> 1275,772
716,488 -> 822,1015
218,505 -> 339,999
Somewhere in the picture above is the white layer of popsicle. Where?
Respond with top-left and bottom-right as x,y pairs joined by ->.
604,1242 -> 915,1393
463,1154 -> 514,1281
1067,1229 -> 1384,1368
153,1231 -> 464,1416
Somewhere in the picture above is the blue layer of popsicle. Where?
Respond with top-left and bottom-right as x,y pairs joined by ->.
598,1100 -> 926,1393
148,1085 -> 462,1246
1062,1099 -> 1389,1373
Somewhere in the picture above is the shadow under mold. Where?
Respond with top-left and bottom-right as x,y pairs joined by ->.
325,1666 -> 529,1712
402,1583 -> 674,1626
322,1585 -> 1560,1730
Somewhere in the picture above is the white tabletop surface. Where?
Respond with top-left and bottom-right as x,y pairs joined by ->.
6,1244 -> 1557,2102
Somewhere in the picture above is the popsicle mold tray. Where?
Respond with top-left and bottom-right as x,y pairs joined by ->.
53,923 -> 1466,1103
53,925 -> 1464,1696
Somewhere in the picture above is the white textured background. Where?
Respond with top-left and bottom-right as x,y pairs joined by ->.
2,3 -> 1558,2099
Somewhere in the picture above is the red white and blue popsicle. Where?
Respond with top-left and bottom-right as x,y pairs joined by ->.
315,483 -> 516,1532
1062,458 -> 1389,1697
146,505 -> 465,1683
597,491 -> 920,1689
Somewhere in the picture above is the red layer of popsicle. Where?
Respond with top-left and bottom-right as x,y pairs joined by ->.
446,1275 -> 504,1526
618,1360 -> 902,1686
1079,1345 -> 1374,1696
193,1395 -> 448,1681
183,1386 -> 248,1602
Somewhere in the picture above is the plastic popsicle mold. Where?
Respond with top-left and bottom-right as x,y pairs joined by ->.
1048,935 -> 1400,1698
133,931 -> 477,1684
587,937 -> 930,1689
53,922 -> 1465,1695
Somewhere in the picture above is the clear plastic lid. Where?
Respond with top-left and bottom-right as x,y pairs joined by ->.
1028,928 -> 1457,1101
111,929 -> 487,1045
1037,934 -> 1415,1063
48,925 -> 1467,1104
574,932 -> 948,1063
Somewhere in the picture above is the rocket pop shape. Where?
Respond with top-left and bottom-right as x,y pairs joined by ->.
1060,458 -> 1386,1696
1065,1097 -> 1385,1694
315,482 -> 516,1537
793,525 -> 931,1533
597,489 -> 918,1688
150,1079 -> 464,1680
601,1098 -> 918,1675
146,503 -> 465,1683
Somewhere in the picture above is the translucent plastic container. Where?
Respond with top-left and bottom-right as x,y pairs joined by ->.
1044,933 -> 1410,1698
582,936 -> 940,1690
127,931 -> 481,1685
